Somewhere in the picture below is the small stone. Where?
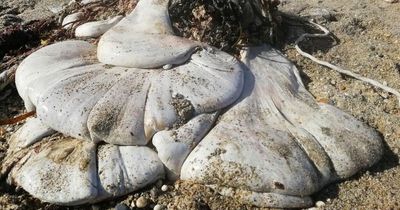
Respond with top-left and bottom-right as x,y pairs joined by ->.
115,203 -> 129,210
380,92 -> 389,99
384,0 -> 398,3
150,186 -> 160,197
163,64 -> 173,70
316,200 -> 325,207
154,204 -> 165,210
130,200 -> 136,208
136,197 -> 148,208
161,185 -> 169,192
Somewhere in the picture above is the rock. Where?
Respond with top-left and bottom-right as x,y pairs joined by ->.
136,197 -> 148,208
316,201 -> 325,207
161,185 -> 168,192
154,204 -> 165,210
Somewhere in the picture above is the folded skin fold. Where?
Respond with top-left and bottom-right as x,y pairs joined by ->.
181,45 -> 383,208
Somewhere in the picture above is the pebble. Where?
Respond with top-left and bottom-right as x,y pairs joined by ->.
153,204 -> 165,210
316,200 -> 325,207
130,200 -> 136,208
163,64 -> 173,70
136,197 -> 148,208
161,185 -> 169,192
384,0 -> 398,3
115,203 -> 129,210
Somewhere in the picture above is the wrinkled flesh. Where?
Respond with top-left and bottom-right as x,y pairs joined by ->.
3,0 -> 384,208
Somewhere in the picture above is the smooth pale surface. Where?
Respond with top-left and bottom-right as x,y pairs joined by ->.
15,40 -> 96,111
11,138 -> 98,205
97,145 -> 164,200
153,112 -> 218,180
75,16 -> 123,38
16,41 -> 243,145
7,117 -> 55,152
181,46 -> 383,208
97,0 -> 199,68
62,12 -> 83,29
9,138 -> 165,205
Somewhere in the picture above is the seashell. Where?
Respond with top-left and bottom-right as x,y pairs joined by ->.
181,46 -> 383,208
9,138 -> 164,205
75,15 -> 124,38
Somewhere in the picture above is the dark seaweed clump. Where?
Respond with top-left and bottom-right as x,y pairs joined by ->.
169,0 -> 280,54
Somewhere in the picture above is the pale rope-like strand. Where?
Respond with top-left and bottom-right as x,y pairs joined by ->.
295,21 -> 400,104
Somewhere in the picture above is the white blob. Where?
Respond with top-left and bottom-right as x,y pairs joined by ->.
8,117 -> 55,151
153,112 -> 218,180
75,16 -> 124,38
97,0 -> 199,68
16,40 -> 243,145
181,46 -> 383,208
62,12 -> 84,29
11,139 -> 98,205
96,145 -> 165,200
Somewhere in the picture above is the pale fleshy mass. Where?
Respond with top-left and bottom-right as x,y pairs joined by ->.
1,0 -> 383,208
